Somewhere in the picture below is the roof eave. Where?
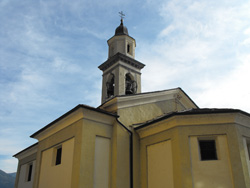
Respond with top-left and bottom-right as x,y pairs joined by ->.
30,104 -> 118,138
134,108 -> 250,130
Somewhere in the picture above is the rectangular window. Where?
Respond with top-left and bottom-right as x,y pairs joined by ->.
27,163 -> 33,182
55,147 -> 62,165
199,140 -> 217,161
127,44 -> 130,53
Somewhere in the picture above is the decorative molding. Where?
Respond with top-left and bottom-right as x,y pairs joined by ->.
98,52 -> 145,71
174,93 -> 182,100
102,63 -> 142,76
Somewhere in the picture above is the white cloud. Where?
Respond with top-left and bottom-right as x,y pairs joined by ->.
159,25 -> 175,37
194,54 -> 250,111
139,0 -> 250,112
0,158 -> 18,173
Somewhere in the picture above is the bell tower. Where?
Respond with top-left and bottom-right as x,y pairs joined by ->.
99,17 -> 145,103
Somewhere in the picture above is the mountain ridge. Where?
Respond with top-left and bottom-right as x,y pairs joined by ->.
0,169 -> 15,188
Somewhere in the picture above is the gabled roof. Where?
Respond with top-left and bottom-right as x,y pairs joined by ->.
30,104 -> 118,138
99,87 -> 199,109
134,108 -> 250,130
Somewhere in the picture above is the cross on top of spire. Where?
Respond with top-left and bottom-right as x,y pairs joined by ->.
119,11 -> 125,20
115,11 -> 128,36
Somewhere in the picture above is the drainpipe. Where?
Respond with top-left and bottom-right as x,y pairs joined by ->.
116,119 -> 133,188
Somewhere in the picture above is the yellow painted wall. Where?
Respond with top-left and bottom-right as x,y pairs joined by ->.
79,117 -> 113,188
109,122 -> 130,188
93,136 -> 111,188
138,113 -> 250,188
243,137 -> 250,181
235,123 -> 250,187
114,122 -> 130,188
147,140 -> 174,188
132,131 -> 141,188
189,135 -> 233,188
118,99 -> 185,126
38,138 -> 75,188
139,126 -> 179,188
31,108 -> 116,188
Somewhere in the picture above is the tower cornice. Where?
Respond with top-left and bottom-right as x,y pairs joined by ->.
107,34 -> 136,45
98,52 -> 145,71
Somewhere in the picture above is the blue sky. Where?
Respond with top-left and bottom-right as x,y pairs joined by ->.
1,0 -> 250,173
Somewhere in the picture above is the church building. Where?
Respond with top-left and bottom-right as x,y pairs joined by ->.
14,19 -> 250,188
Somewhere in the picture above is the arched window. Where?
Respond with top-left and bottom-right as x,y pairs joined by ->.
125,73 -> 137,95
106,74 -> 115,98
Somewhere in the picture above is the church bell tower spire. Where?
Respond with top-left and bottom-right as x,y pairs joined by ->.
98,15 -> 145,103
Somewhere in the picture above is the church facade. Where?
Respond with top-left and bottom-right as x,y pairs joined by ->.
14,20 -> 250,188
